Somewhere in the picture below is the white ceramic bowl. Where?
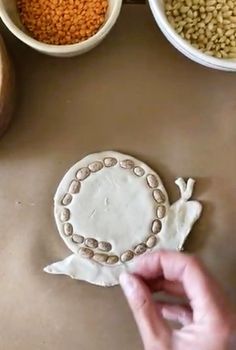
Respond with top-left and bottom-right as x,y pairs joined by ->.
148,0 -> 236,71
0,0 -> 122,57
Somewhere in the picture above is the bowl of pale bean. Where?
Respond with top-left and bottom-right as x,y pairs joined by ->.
0,0 -> 122,57
148,0 -> 236,70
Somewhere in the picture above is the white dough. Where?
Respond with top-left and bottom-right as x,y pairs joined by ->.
44,151 -> 202,287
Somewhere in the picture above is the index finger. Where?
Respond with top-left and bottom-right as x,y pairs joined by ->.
133,250 -> 227,324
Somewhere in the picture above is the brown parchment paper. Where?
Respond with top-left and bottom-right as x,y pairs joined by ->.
0,4 -> 236,350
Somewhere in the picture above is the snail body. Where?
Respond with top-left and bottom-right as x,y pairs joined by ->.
44,152 -> 202,286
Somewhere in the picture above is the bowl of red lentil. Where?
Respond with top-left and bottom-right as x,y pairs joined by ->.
0,0 -> 122,57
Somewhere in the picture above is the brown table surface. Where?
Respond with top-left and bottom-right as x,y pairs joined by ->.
1,3 -> 236,350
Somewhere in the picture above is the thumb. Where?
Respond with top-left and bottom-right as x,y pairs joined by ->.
120,272 -> 170,349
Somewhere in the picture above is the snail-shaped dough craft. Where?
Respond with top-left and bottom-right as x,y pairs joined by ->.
44,151 -> 202,286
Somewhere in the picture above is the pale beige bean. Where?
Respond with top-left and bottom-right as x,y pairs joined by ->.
79,247 -> 94,259
76,167 -> 90,181
88,161 -> 103,173
153,189 -> 165,203
60,208 -> 70,222
166,3 -> 172,10
206,0 -> 216,5
61,193 -> 72,206
206,40 -> 213,50
72,234 -> 84,244
147,174 -> 159,188
225,29 -> 234,36
107,255 -> 119,264
120,250 -> 134,262
199,34 -> 205,41
206,29 -> 212,38
180,6 -> 189,13
187,9 -> 193,17
85,238 -> 98,248
168,15 -> 175,26
205,12 -> 212,23
219,35 -> 226,43
217,13 -> 223,23
173,9 -> 179,16
98,241 -> 112,252
205,50 -> 214,55
146,235 -> 157,248
64,223 -> 73,236
134,243 -> 147,255
208,21 -> 214,30
210,9 -> 217,18
133,166 -> 145,177
104,157 -> 117,167
211,34 -> 218,41
176,26 -> 183,33
197,21 -> 205,28
178,20 -> 186,27
93,253 -> 108,263
69,180 -> 81,194
221,50 -> 228,57
223,10 -> 232,18
228,0 -> 234,9
174,3 -> 181,10
120,159 -> 135,169
222,5 -> 229,11
186,17 -> 193,24
152,219 -> 162,234
157,205 -> 166,219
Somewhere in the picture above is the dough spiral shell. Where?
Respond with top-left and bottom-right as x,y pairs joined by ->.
55,152 -> 169,266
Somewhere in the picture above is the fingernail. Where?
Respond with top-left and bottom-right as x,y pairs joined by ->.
119,272 -> 137,297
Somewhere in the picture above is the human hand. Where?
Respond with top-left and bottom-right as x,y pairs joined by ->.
119,251 -> 236,350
